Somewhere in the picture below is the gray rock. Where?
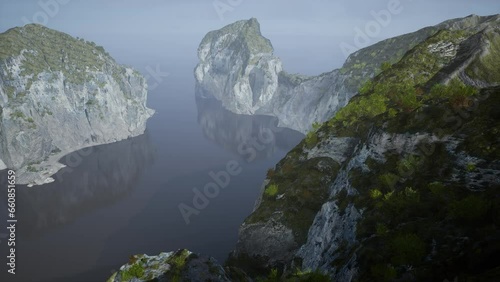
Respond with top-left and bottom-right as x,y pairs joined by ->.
108,250 -> 249,282
195,15 -> 500,134
233,217 -> 298,268
194,18 -> 353,134
0,24 -> 154,185
226,14 -> 500,281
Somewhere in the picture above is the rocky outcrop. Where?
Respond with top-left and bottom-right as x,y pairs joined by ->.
229,14 -> 500,281
194,17 -> 351,133
108,249 -> 250,282
195,15 -> 499,134
0,24 -> 154,185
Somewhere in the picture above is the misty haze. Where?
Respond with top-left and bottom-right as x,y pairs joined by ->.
0,1 -> 499,282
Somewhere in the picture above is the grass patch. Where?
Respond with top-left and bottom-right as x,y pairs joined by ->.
0,23 -> 137,104
120,262 -> 145,281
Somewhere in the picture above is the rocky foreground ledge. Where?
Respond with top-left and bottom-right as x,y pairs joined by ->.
107,250 -> 250,282
108,249 -> 331,282
0,24 -> 154,185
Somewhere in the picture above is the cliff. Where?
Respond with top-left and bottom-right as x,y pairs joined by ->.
229,14 -> 500,281
195,15 -> 499,134
0,24 -> 154,185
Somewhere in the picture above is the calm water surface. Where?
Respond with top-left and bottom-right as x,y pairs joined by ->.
0,51 -> 304,282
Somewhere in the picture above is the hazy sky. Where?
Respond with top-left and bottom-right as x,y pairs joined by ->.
0,0 -> 498,73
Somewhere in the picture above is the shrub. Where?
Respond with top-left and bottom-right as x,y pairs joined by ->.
449,195 -> 490,222
129,263 -> 144,278
383,191 -> 394,202
27,165 -> 38,172
287,269 -> 330,282
396,154 -> 421,177
382,187 -> 420,217
266,168 -> 276,179
333,93 -> 388,127
170,250 -> 189,269
370,264 -> 397,281
11,110 -> 25,119
388,108 -> 398,118
428,181 -> 449,200
392,83 -> 422,112
390,233 -> 426,265
378,173 -> 399,190
370,189 -> 383,200
311,121 -> 321,131
5,86 -> 17,100
466,163 -> 476,172
305,131 -> 318,149
359,80 -> 373,95
376,223 -> 389,236
380,61 -> 392,72
264,184 -> 279,197
296,270 -> 330,282
429,79 -> 478,108
86,99 -> 97,106
121,262 -> 144,281
265,268 -> 280,282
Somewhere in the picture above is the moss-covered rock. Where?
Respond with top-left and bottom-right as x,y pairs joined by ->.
109,250 -> 250,282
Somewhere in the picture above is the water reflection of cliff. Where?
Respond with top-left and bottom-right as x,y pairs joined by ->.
195,85 -> 304,160
0,132 -> 154,237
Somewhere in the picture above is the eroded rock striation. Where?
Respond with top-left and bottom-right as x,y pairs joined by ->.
0,24 -> 154,185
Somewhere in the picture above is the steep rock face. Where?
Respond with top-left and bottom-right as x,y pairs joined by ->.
0,24 -> 154,185
194,17 -> 352,133
195,15 -> 499,134
195,18 -> 281,114
229,15 -> 500,281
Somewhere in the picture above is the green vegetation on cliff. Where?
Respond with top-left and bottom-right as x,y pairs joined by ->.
329,28 -> 500,280
339,26 -> 438,91
258,268 -> 330,282
465,27 -> 500,82
1,24 -> 108,83
201,18 -> 273,54
0,24 -> 131,104
328,29 -> 483,136
247,153 -> 340,245
241,19 -> 500,281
